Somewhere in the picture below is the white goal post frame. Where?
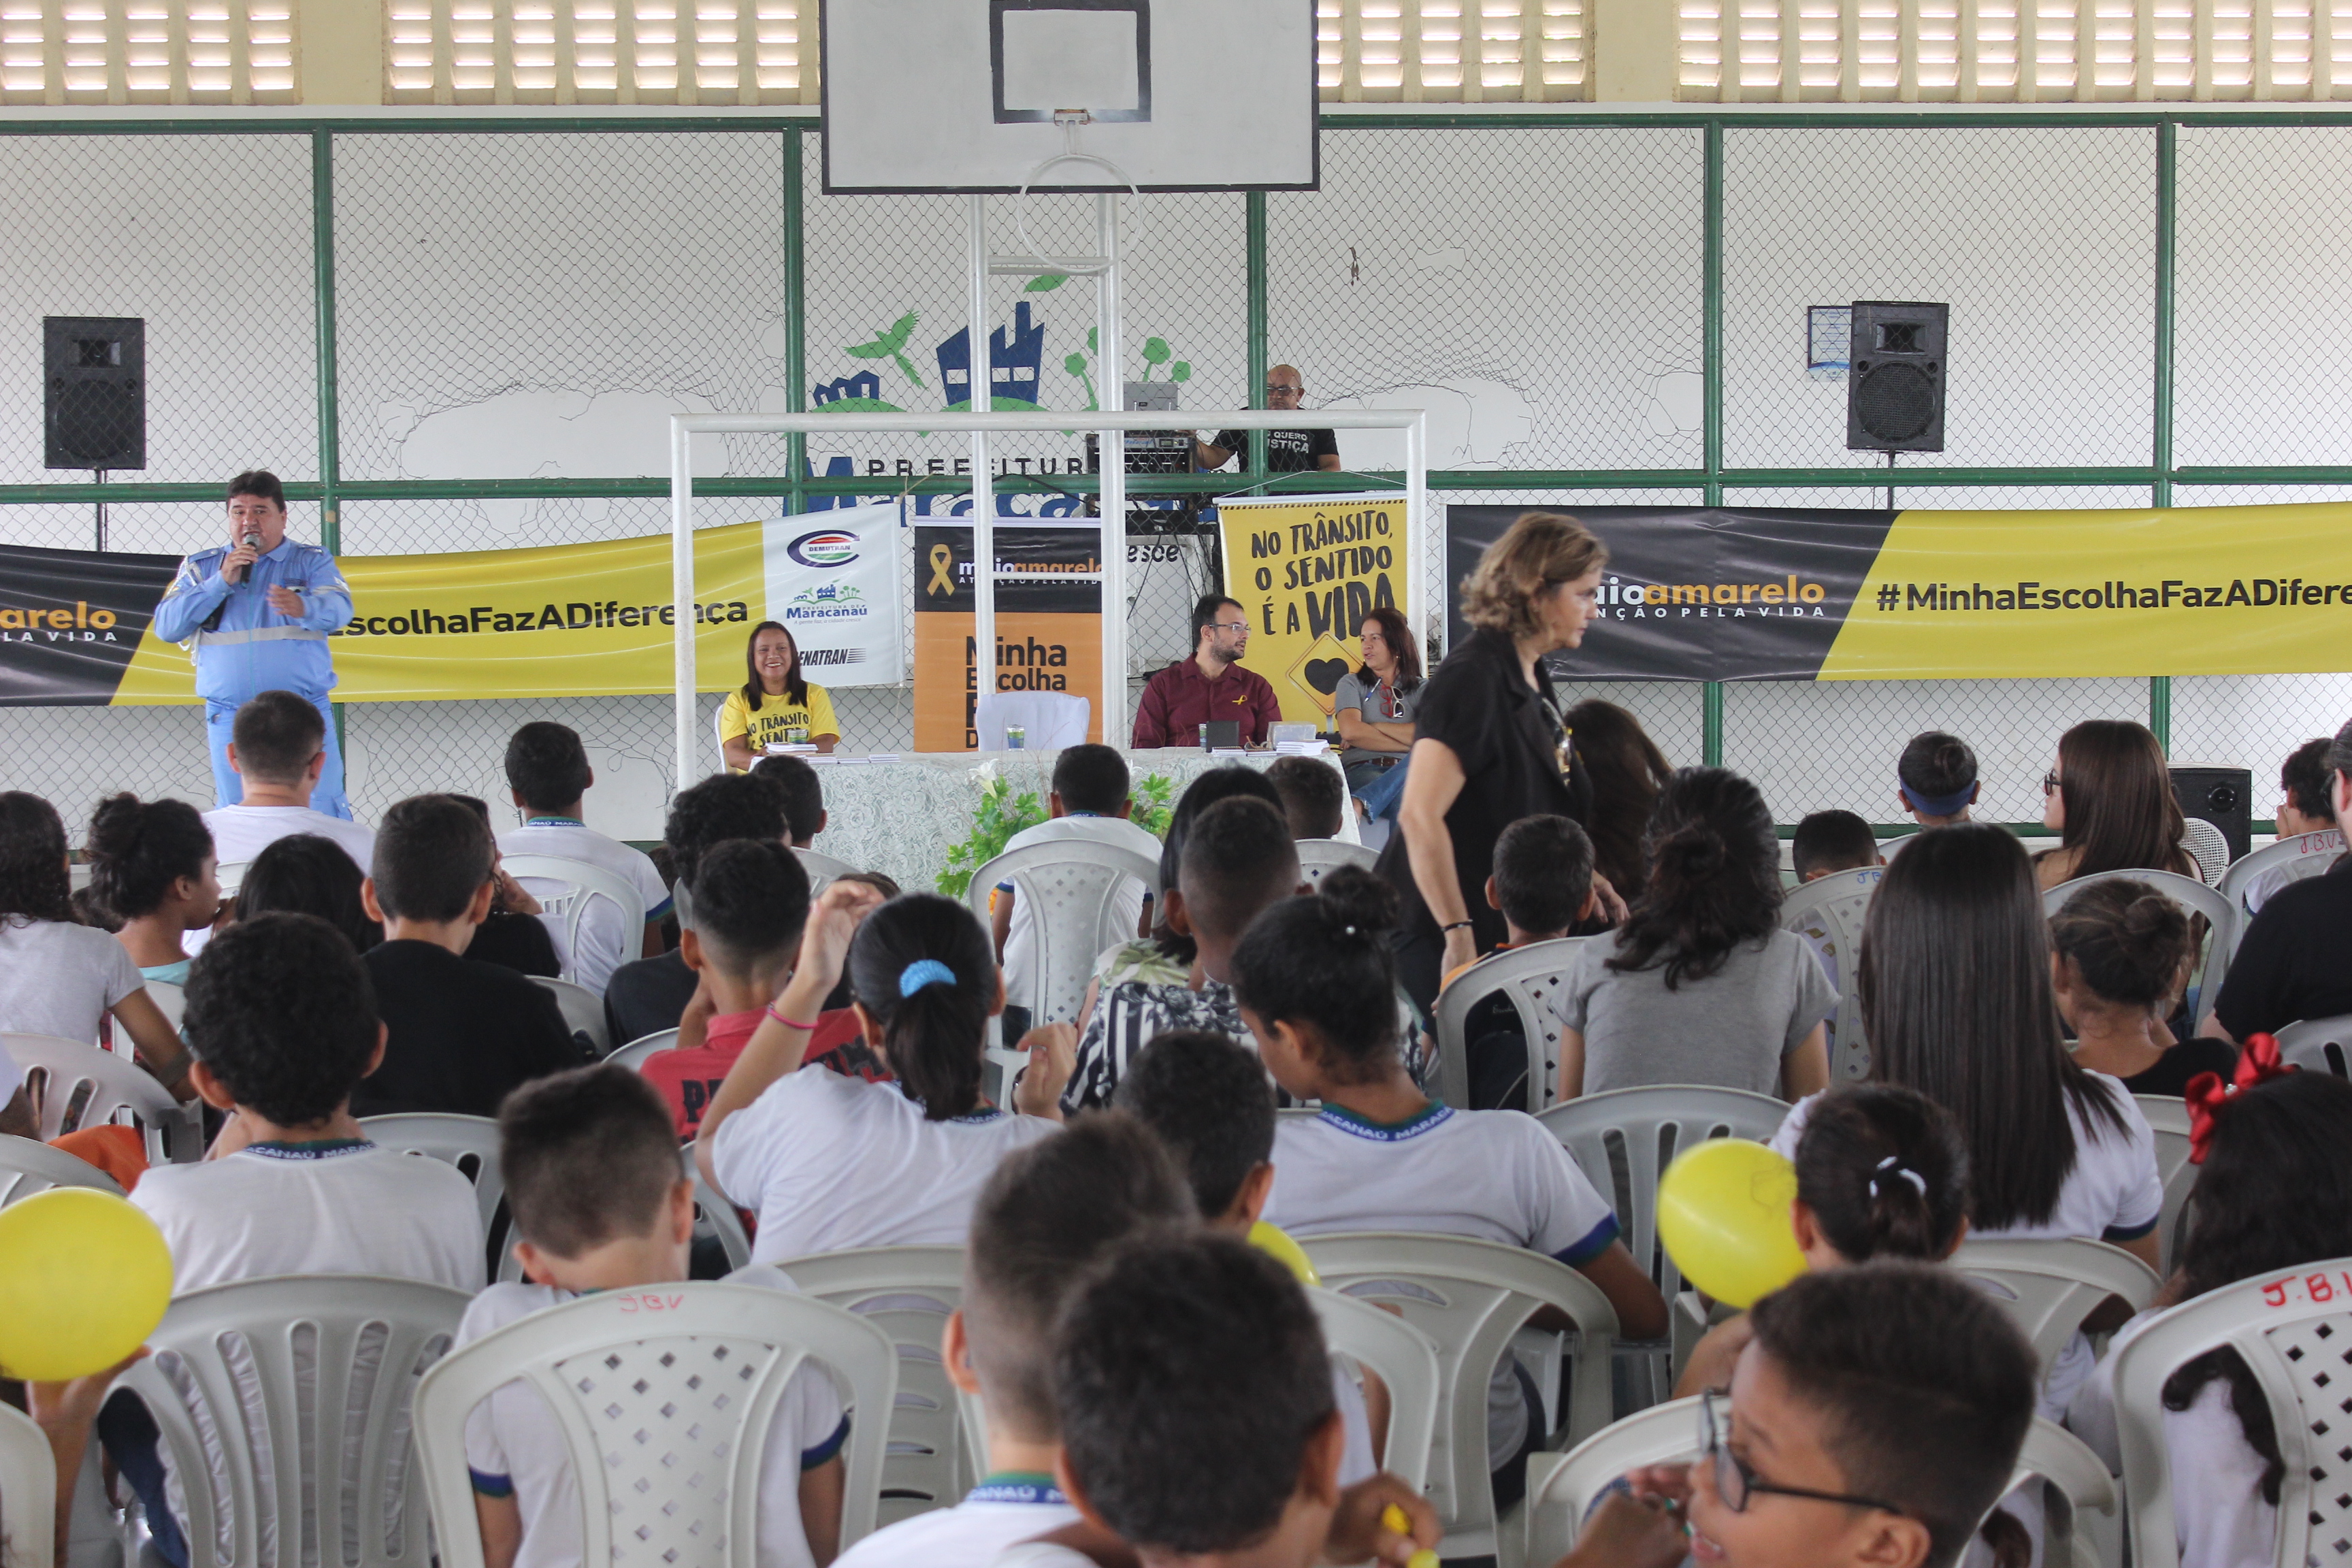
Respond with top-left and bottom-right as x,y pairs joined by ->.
667,407 -> 1430,788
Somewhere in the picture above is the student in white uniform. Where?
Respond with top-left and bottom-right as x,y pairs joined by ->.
1768,823 -> 2163,1422
834,1114 -> 1193,1568
989,744 -> 1162,1040
456,1064 -> 845,1568
497,721 -> 670,996
2068,1062 -> 2352,1568
698,882 -> 1058,1263
106,913 -> 484,1568
1232,866 -> 1667,1508
1000,1231 -> 1440,1568
201,690 -> 377,872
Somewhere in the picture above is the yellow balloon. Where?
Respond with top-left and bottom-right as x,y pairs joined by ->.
1247,1221 -> 1320,1287
1655,1139 -> 1808,1310
0,1188 -> 173,1380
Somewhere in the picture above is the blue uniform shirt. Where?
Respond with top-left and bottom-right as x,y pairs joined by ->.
154,538 -> 354,704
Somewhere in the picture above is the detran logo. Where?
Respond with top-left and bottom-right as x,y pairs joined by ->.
787,530 -> 860,568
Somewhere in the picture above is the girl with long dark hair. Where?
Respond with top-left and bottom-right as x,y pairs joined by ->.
1237,866 -> 1666,1504
2068,1066 -> 2352,1568
1554,767 -> 1833,1099
1333,604 -> 1422,799
86,792 -> 220,984
1771,821 -> 2162,1416
718,620 -> 840,769
2036,719 -> 2195,889
235,832 -> 384,953
1560,698 -> 1675,898
2049,877 -> 2236,1095
696,881 -> 1057,1262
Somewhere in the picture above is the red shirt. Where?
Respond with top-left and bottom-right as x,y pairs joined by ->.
642,1005 -> 875,1139
1131,657 -> 1284,747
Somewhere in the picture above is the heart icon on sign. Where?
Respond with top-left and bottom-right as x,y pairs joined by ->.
1302,659 -> 1350,696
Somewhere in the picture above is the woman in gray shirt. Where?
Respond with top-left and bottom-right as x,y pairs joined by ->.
1333,605 -> 1422,797
1554,767 -> 1834,1100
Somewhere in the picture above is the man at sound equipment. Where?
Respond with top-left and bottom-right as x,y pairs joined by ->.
155,470 -> 357,819
1192,364 -> 1343,473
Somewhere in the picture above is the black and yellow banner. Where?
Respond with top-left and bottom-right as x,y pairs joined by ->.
1448,502 -> 2352,681
1219,492 -> 1405,723
911,523 -> 1102,750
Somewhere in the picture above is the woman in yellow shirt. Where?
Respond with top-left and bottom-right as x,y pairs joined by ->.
719,621 -> 840,769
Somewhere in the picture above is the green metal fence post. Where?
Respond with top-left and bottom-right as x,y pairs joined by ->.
784,127 -> 808,517
2149,118 -> 2177,753
1246,189 -> 1269,478
312,128 -> 346,757
1702,120 -> 1726,767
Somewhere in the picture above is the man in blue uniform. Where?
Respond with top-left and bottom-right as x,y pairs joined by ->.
154,471 -> 357,817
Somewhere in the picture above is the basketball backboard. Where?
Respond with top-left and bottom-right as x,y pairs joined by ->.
820,0 -> 1318,193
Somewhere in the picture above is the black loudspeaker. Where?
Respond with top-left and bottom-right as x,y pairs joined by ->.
44,316 -> 146,471
1846,301 -> 1947,453
2172,764 -> 2253,864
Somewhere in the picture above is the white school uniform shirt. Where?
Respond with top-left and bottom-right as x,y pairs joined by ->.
1770,1073 -> 2161,1419
131,1137 -> 486,1292
0,917 -> 142,1043
498,817 -> 674,996
1265,1101 -> 1623,1467
458,1265 -> 847,1568
711,1066 -> 1060,1263
995,813 -> 1163,1015
834,1473 -> 1083,1568
2067,1308 -> 2276,1568
202,803 -> 377,873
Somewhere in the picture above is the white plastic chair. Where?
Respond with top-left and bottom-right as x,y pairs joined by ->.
1524,1401 -> 2114,1568
2219,829 -> 2345,917
1298,1230 -> 1620,1565
974,691 -> 1091,749
714,702 -> 731,768
1778,866 -> 1883,1082
964,840 -> 1163,1030
113,1273 -> 472,1568
2108,1259 -> 2352,1568
360,1111 -> 508,1262
146,978 -> 187,1034
774,1245 -> 974,1527
1537,1085 -> 1791,1401
1311,1285 -> 1445,1492
0,1402 -> 58,1568
214,860 -> 250,899
2274,1013 -> 2352,1077
0,1133 -> 125,1205
2179,817 -> 2232,886
531,974 -> 612,1058
794,845 -> 862,892
1294,838 -> 1377,886
501,854 -> 648,991
1952,1237 -> 2164,1384
1433,936 -> 1594,1113
2043,870 -> 2238,1012
7,1032 -> 201,1164
2136,1093 -> 2197,1276
606,1028 -> 681,1073
412,1281 -> 900,1567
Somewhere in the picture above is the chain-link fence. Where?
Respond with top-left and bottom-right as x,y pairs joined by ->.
3,114 -> 2351,847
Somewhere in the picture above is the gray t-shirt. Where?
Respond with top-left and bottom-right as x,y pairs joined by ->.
1330,670 -> 1420,768
1554,929 -> 1836,1096
0,917 -> 144,1043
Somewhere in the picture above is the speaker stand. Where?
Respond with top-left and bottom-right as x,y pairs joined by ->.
1884,450 -> 1896,512
93,468 -> 106,551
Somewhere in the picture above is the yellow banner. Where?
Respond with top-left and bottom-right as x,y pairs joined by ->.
113,519 -> 778,704
1821,502 -> 2352,680
1218,492 -> 1407,724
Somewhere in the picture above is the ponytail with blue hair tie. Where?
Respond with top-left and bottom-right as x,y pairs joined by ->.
899,958 -> 958,998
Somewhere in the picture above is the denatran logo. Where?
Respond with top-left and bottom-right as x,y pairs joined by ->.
787,530 -> 862,568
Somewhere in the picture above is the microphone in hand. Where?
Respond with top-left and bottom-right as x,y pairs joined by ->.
225,530 -> 262,585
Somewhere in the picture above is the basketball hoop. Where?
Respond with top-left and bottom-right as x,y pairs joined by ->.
1009,113 -> 1141,274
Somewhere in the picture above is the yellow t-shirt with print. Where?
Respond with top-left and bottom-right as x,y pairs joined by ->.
720,683 -> 840,768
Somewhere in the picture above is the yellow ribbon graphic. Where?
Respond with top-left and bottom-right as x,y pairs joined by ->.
926,543 -> 956,597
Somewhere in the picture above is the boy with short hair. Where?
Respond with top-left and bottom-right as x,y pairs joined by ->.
830,1113 -> 1194,1568
1267,755 -> 1346,840
353,794 -> 578,1118
201,689 -> 377,870
499,720 -> 671,996
457,1064 -> 848,1568
1051,796 -> 1301,1113
751,753 -> 829,847
1441,814 -> 1598,1111
1792,810 -> 1883,883
992,743 -> 1164,1040
1011,1232 -> 1435,1568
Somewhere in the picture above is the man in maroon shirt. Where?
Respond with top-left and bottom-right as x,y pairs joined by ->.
1132,594 -> 1284,748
